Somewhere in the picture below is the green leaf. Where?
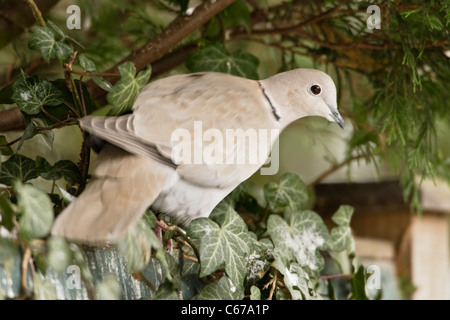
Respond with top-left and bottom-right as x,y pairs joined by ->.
0,238 -> 19,263
96,274 -> 121,300
152,283 -> 180,300
11,71 -> 64,115
349,265 -> 369,300
15,181 -> 54,239
78,54 -> 97,72
245,248 -> 272,283
0,194 -> 16,231
186,42 -> 259,80
331,205 -> 354,226
118,217 -> 162,272
267,211 -> 329,273
328,226 -> 354,252
28,25 -> 73,62
0,136 -> 13,156
193,276 -> 244,300
32,118 -> 54,150
187,202 -> 251,285
273,258 -> 311,300
17,121 -> 36,151
264,173 -> 308,211
107,62 -> 152,116
250,285 -> 261,300
222,0 -> 251,33
0,154 -> 37,185
33,273 -> 57,300
47,236 -> 73,273
36,157 -> 81,185
78,54 -> 113,91
0,84 -> 14,104
327,205 -> 354,252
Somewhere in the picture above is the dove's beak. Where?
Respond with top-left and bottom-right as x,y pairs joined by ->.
328,106 -> 345,129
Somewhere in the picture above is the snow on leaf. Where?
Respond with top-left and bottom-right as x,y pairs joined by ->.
268,210 -> 329,273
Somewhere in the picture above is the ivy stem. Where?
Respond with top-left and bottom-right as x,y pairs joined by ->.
156,220 -> 201,262
20,246 -> 31,299
25,0 -> 46,27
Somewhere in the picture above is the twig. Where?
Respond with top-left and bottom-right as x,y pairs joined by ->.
132,271 -> 156,291
156,220 -> 201,261
308,153 -> 373,186
182,253 -> 199,264
20,247 -> 31,299
25,0 -> 46,27
319,273 -> 353,280
264,269 -> 278,300
87,0 -> 238,102
70,70 -> 120,78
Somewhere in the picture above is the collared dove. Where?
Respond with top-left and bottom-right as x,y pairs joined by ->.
51,69 -> 344,242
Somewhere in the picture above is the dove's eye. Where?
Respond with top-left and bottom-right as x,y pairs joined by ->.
309,84 -> 322,96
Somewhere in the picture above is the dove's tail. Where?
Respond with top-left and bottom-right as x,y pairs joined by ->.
51,144 -> 170,243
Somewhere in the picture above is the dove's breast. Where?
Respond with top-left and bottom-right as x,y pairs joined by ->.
151,173 -> 235,225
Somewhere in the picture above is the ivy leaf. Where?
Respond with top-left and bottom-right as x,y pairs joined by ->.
118,217 -> 162,272
186,42 -> 259,80
222,0 -> 252,33
264,173 -> 308,211
36,157 -> 81,185
15,181 -> 54,239
0,84 -> 14,104
0,154 -> 37,185
267,211 -> 329,274
349,265 -> 369,300
33,118 -> 54,150
273,258 -> 311,300
78,54 -> 97,72
107,62 -> 152,116
0,135 -> 13,156
47,236 -> 73,273
250,285 -> 261,300
33,273 -> 57,300
0,238 -> 19,263
331,205 -> 354,226
193,276 -> 244,300
28,25 -> 73,62
327,205 -> 355,252
79,54 -> 112,92
187,202 -> 251,285
96,274 -> 122,300
11,71 -> 64,115
0,193 -> 16,231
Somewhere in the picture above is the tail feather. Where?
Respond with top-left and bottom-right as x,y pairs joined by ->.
51,144 -> 171,242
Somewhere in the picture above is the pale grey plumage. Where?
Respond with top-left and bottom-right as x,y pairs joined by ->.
51,69 -> 344,242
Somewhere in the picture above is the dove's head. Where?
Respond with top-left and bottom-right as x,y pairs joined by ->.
260,68 -> 345,129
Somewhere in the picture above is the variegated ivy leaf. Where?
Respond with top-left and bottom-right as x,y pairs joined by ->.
28,25 -> 73,62
267,210 -> 329,275
15,181 -> 54,239
263,172 -> 308,211
107,62 -> 152,116
11,71 -> 64,115
187,202 -> 251,285
327,205 -> 355,252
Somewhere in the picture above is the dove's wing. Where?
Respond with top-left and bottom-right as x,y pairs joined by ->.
81,72 -> 281,189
